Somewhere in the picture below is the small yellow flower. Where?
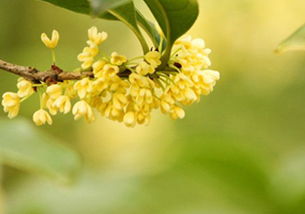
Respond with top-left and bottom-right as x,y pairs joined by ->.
78,46 -> 99,70
110,52 -> 127,66
175,35 -> 193,50
136,112 -> 150,125
160,94 -> 175,113
91,78 -> 108,94
74,78 -> 91,99
191,38 -> 206,49
112,93 -> 128,110
170,106 -> 185,120
136,61 -> 155,75
145,51 -> 161,67
46,84 -> 62,99
41,30 -> 59,49
102,64 -> 120,79
32,109 -> 53,126
46,98 -> 58,116
2,92 -> 20,119
17,78 -> 34,98
72,100 -> 95,122
40,93 -> 57,116
88,26 -> 108,46
92,60 -> 107,77
129,73 -> 152,88
123,111 -> 136,127
53,95 -> 71,114
197,69 -> 220,95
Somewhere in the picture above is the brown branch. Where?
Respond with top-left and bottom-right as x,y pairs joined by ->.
0,59 -> 93,84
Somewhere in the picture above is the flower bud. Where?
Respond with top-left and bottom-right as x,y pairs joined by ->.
2,92 -> 20,119
41,30 -> 59,49
33,109 -> 53,126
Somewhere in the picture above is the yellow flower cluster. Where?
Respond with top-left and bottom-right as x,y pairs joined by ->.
1,27 -> 220,127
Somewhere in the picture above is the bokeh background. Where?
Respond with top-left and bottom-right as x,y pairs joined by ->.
0,0 -> 305,213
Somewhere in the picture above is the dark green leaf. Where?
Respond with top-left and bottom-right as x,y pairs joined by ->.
136,10 -> 164,49
90,0 -> 130,16
143,0 -> 199,67
143,0 -> 199,45
0,118 -> 81,183
39,0 -> 90,14
101,10 -> 164,49
276,23 -> 305,53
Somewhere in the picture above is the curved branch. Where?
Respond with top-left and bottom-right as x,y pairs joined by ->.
0,59 -> 93,84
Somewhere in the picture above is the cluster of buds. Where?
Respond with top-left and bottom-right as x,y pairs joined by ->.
1,27 -> 220,127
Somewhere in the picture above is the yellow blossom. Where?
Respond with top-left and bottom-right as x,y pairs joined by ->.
41,30 -> 59,49
74,78 -> 91,99
46,84 -> 62,99
41,92 -> 59,115
78,46 -> 99,69
160,94 -> 175,113
72,100 -> 95,122
92,60 -> 107,77
2,92 -> 20,119
112,93 -> 128,110
170,106 -> 185,120
32,109 -> 53,126
17,78 -> 34,98
53,95 -> 71,114
197,69 -> 220,95
123,111 -> 136,127
144,51 -> 161,67
110,52 -> 127,66
46,98 -> 58,116
102,64 -> 120,79
88,26 -> 108,46
129,73 -> 152,88
90,78 -> 108,95
136,61 -> 155,75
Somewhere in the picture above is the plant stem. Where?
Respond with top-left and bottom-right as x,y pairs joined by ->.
51,49 -> 56,64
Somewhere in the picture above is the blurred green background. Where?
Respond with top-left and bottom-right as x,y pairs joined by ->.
1,0 -> 305,213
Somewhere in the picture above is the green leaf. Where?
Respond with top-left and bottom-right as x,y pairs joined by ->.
136,10 -> 164,49
143,0 -> 199,44
0,118 -> 81,183
143,0 -> 199,66
39,0 -> 91,14
276,23 -> 305,53
40,0 -> 129,16
101,10 -> 164,49
90,0 -> 130,16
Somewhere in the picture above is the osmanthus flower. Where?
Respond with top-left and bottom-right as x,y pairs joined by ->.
72,100 -> 95,122
110,52 -> 127,66
136,62 -> 155,76
73,78 -> 91,99
53,95 -> 71,114
78,26 -> 108,69
144,51 -> 162,67
17,78 -> 34,98
1,26 -> 220,127
2,92 -> 20,119
41,30 -> 59,49
33,109 -> 53,126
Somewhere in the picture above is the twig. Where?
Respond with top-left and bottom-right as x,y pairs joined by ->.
0,59 -> 93,84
